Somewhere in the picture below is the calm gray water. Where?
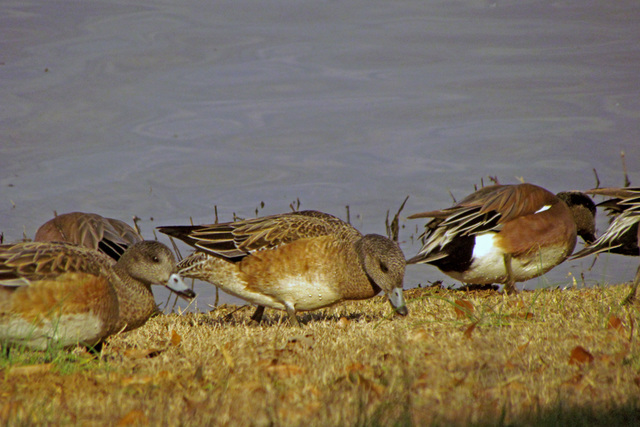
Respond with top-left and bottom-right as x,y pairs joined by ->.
1,0 -> 639,311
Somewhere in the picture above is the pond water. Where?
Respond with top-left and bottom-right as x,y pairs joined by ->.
1,0 -> 639,311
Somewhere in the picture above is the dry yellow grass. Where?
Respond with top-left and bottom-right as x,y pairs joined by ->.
2,284 -> 640,426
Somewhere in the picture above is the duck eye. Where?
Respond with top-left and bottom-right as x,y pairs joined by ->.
379,262 -> 389,273
152,256 -> 160,263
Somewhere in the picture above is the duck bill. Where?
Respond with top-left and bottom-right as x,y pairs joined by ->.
387,287 -> 408,316
581,231 -> 597,245
165,273 -> 196,299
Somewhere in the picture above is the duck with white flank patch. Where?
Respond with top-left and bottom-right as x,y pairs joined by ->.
408,183 -> 596,294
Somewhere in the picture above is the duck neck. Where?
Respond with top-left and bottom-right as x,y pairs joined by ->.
112,263 -> 158,332
343,239 -> 380,299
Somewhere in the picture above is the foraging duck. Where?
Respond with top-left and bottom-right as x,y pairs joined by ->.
34,211 -> 143,260
407,183 -> 596,293
0,240 -> 194,349
158,210 -> 407,326
571,187 -> 640,304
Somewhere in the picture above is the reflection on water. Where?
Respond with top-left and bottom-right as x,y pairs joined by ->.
1,0 -> 639,311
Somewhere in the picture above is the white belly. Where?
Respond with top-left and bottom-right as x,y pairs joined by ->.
184,254 -> 343,312
274,275 -> 343,311
447,233 -> 568,285
220,275 -> 343,312
0,314 -> 105,350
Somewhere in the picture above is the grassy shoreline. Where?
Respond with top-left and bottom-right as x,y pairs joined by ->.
2,284 -> 640,426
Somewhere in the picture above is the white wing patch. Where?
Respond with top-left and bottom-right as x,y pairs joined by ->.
534,205 -> 551,214
472,233 -> 500,259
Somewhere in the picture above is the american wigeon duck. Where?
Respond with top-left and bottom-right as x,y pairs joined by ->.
158,210 -> 408,326
407,183 -> 596,294
571,187 -> 640,304
34,211 -> 143,260
0,240 -> 194,349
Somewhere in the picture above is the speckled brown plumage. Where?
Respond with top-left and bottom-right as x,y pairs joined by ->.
0,240 -> 193,349
35,212 -> 142,260
158,210 -> 407,326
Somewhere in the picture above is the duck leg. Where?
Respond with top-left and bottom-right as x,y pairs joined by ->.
250,305 -> 265,323
503,253 -> 517,294
621,264 -> 640,305
284,302 -> 301,327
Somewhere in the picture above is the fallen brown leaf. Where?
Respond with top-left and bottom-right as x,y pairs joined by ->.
607,315 -> 624,332
463,321 -> 478,339
569,346 -> 594,366
336,317 -> 350,329
170,330 -> 182,346
454,299 -> 474,319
